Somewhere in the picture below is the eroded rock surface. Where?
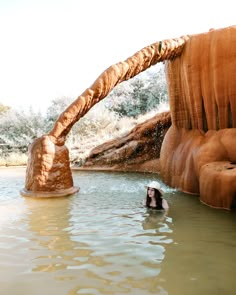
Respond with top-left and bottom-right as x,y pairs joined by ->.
81,26 -> 236,209
80,111 -> 171,173
22,35 -> 187,197
160,26 -> 236,209
21,135 -> 79,197
22,25 -> 236,209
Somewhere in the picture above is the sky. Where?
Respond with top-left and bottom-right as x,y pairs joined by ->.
0,0 -> 235,112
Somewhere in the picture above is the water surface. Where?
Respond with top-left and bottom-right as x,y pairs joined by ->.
0,167 -> 235,295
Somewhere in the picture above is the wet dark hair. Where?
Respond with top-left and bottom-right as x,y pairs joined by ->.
145,187 -> 163,209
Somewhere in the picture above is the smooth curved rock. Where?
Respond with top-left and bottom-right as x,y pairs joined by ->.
199,161 -> 236,209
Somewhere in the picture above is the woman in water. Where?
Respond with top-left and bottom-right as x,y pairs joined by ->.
143,181 -> 169,210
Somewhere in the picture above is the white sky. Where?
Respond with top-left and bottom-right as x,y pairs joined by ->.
0,0 -> 235,112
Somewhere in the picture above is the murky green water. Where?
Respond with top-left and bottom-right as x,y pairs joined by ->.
0,167 -> 235,295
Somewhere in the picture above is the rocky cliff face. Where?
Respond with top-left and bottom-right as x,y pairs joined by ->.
80,111 -> 171,173
160,26 -> 236,209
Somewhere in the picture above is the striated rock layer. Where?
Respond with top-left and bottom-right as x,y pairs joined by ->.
80,111 -> 171,173
160,26 -> 236,209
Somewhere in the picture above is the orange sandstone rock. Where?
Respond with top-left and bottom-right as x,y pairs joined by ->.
80,112 -> 171,173
22,36 -> 187,198
161,26 -> 236,209
21,135 -> 79,197
22,25 -> 236,209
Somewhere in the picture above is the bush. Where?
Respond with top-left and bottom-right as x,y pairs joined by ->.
0,152 -> 28,166
0,63 -> 169,166
105,63 -> 168,117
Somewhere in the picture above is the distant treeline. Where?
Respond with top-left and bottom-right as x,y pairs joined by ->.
0,64 -> 168,160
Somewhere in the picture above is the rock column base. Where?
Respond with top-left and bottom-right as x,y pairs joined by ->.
199,161 -> 236,210
20,186 -> 80,198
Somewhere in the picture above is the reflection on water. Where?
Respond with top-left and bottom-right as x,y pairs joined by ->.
0,167 -> 236,295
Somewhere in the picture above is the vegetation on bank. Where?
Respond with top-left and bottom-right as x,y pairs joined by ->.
0,64 -> 169,166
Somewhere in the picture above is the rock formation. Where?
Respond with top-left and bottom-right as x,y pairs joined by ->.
21,25 -> 236,210
80,111 -> 171,173
161,26 -> 236,209
21,35 -> 187,198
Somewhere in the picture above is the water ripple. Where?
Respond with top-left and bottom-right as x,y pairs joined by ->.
0,168 -> 236,295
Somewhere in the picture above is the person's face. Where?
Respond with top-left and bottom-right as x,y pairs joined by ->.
147,187 -> 155,198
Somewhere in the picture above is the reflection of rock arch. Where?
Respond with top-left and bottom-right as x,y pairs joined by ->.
21,35 -> 188,197
25,198 -> 77,273
24,198 -> 95,278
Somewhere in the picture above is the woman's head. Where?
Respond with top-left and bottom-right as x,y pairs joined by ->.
147,187 -> 162,199
145,181 -> 164,208
147,187 -> 156,198
145,181 -> 164,196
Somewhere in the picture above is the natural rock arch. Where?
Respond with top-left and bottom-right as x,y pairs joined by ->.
21,25 -> 236,210
21,35 -> 188,197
